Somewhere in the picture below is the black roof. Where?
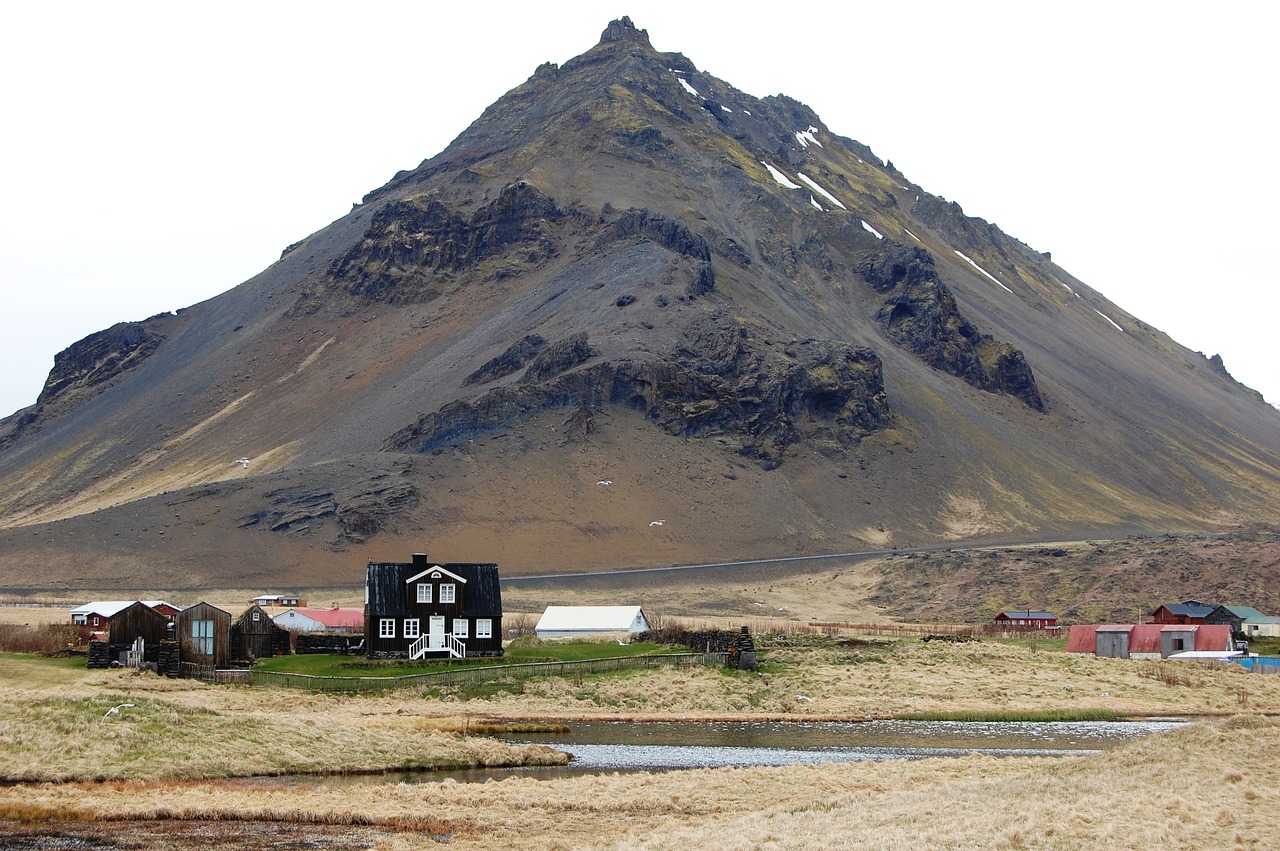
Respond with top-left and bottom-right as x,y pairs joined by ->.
367,555 -> 501,618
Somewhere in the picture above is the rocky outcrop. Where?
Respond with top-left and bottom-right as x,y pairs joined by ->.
319,182 -> 563,305
38,320 -> 166,408
1,317 -> 171,450
523,333 -> 595,382
384,313 -> 888,467
862,242 -> 1045,412
605,208 -> 715,298
464,335 -> 545,386
238,464 -> 419,544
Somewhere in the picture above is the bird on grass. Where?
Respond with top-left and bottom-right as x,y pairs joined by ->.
102,703 -> 135,719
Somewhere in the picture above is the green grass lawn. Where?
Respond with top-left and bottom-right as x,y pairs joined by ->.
253,640 -> 683,678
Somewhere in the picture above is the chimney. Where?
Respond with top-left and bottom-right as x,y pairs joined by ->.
413,552 -> 428,567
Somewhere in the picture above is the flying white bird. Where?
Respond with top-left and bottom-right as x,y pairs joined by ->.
649,520 -> 664,527
236,458 -> 250,469
103,703 -> 135,719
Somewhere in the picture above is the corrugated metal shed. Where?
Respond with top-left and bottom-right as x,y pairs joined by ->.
1065,624 -> 1099,654
1066,623 -> 1233,658
535,606 -> 650,637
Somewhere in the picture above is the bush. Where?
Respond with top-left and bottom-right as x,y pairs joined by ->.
0,623 -> 91,654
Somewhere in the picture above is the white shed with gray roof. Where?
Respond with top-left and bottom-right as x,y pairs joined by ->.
535,605 -> 650,638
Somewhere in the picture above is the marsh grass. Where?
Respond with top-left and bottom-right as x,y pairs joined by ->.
897,708 -> 1123,722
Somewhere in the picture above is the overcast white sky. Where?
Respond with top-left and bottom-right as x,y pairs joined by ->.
2,2 -> 1276,419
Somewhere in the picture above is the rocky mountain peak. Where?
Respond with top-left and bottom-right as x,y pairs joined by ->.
599,16 -> 651,47
2,18 -> 1279,587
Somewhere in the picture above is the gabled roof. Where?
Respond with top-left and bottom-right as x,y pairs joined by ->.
280,607 -> 364,629
1157,602 -> 1216,619
70,600 -> 177,618
366,559 -> 501,618
406,564 -> 468,585
1224,605 -> 1277,622
995,610 -> 1056,620
536,605 -> 649,632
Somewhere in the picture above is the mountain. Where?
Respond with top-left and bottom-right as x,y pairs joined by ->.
2,17 -> 1279,592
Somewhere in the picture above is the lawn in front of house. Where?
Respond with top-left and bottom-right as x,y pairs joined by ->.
252,639 -> 684,677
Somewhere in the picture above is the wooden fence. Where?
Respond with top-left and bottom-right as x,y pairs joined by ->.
231,652 -> 728,694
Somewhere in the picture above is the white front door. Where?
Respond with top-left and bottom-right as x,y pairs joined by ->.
429,616 -> 445,649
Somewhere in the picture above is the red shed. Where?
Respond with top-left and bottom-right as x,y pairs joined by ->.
1067,623 -> 1233,659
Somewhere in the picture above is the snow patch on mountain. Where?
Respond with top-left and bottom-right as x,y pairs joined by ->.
797,173 -> 846,210
954,250 -> 1013,293
761,162 -> 801,189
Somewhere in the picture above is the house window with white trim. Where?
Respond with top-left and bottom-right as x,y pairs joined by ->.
417,583 -> 431,603
404,618 -> 420,639
453,618 -> 468,638
476,618 -> 492,639
192,619 -> 213,656
379,618 -> 395,639
440,583 -> 455,604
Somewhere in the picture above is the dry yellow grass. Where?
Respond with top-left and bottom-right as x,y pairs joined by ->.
2,717 -> 1276,849
4,639 -> 1280,848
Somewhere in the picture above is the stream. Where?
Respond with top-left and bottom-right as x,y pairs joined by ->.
260,717 -> 1189,785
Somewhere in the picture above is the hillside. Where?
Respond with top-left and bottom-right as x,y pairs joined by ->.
1,17 -> 1278,592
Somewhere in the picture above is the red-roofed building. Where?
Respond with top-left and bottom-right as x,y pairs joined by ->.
272,607 -> 364,634
1066,623 -> 1233,659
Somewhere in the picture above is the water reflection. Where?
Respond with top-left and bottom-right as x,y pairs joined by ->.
501,718 -> 1187,772
259,718 -> 1188,786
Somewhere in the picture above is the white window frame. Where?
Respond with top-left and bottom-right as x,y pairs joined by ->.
453,618 -> 469,638
404,618 -> 420,639
379,618 -> 396,639
192,619 -> 214,656
475,618 -> 492,639
439,583 -> 456,604
417,583 -> 432,604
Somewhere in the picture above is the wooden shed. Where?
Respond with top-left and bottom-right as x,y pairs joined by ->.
231,604 -> 290,660
105,601 -> 172,651
174,602 -> 231,669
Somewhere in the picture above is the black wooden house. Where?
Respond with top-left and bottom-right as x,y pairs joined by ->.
365,554 -> 503,659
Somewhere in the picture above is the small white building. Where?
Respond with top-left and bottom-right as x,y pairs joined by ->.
534,605 -> 651,639
272,607 -> 363,634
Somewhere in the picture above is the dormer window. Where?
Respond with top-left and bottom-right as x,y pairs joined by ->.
440,583 -> 456,604
417,583 -> 432,603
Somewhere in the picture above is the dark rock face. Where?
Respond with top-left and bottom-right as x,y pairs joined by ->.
38,321 -> 165,407
523,333 -> 595,382
606,208 -> 715,298
384,313 -> 888,467
464,335 -> 546,386
238,464 -> 420,544
1,317 -> 171,450
600,16 -> 650,45
321,182 -> 563,304
862,242 -> 1045,412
